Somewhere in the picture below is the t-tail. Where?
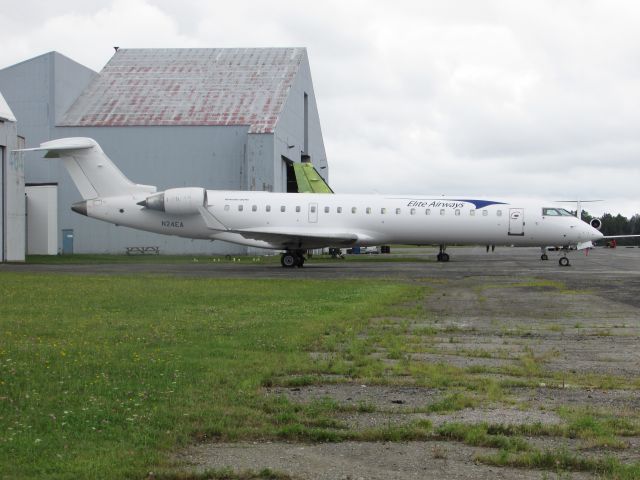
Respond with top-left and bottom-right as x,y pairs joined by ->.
19,137 -> 156,214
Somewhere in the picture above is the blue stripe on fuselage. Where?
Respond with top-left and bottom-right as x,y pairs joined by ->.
451,199 -> 507,209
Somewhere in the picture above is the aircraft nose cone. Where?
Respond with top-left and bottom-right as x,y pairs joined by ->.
71,200 -> 88,216
591,227 -> 604,242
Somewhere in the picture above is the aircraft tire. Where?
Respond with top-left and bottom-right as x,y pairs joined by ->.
541,254 -> 549,261
295,254 -> 305,268
559,257 -> 570,267
436,253 -> 442,262
281,253 -> 297,268
442,253 -> 450,262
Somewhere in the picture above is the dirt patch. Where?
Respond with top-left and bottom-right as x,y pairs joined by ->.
336,407 -> 561,431
265,384 -> 441,411
512,387 -> 640,410
176,440 -> 595,480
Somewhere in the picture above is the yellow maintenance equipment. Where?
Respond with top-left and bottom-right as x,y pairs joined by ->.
293,162 -> 333,193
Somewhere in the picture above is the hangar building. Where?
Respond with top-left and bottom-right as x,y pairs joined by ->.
0,48 -> 327,254
0,90 -> 25,262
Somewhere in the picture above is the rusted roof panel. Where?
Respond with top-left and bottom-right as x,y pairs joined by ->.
59,48 -> 304,133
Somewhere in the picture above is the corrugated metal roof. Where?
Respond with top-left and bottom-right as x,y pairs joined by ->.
59,48 -> 305,133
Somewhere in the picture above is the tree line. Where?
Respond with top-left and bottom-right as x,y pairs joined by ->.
581,211 -> 640,245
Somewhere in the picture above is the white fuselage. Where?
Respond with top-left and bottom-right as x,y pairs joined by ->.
83,191 -> 603,250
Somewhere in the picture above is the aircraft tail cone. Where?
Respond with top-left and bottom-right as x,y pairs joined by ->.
71,200 -> 88,216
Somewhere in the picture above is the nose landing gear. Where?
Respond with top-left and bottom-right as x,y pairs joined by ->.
559,256 -> 570,267
436,245 -> 450,262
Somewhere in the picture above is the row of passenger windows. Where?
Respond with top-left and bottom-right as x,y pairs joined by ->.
223,204 -> 504,217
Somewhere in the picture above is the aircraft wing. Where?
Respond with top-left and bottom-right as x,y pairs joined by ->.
601,235 -> 640,239
231,226 -> 361,249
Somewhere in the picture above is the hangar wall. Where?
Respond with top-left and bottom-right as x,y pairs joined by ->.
274,51 -> 328,190
0,92 -> 25,262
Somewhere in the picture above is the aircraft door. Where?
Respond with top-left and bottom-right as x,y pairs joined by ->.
308,202 -> 318,223
508,208 -> 525,236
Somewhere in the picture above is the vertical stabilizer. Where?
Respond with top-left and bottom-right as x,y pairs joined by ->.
18,137 -> 155,199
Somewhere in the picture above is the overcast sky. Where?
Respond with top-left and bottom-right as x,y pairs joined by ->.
2,0 -> 639,216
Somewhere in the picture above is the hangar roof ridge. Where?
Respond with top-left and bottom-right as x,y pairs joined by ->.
58,47 -> 306,133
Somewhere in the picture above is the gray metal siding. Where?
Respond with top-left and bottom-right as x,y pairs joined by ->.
274,51 -> 328,183
0,118 -> 24,261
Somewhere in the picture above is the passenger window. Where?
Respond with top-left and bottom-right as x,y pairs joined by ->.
381,207 -> 386,214
224,205 -> 230,211
470,210 -> 475,216
266,205 -> 271,212
455,209 -> 460,216
324,206 -> 330,213
238,204 -> 243,212
337,207 -> 342,213
351,207 -> 357,214
280,206 -> 286,212
395,208 -> 401,214
252,205 -> 257,212
296,206 -> 301,213
440,209 -> 445,216
366,207 -> 371,214
426,209 -> 431,215
410,208 -> 416,215
310,205 -> 316,213
482,210 -> 488,216
497,210 -> 502,217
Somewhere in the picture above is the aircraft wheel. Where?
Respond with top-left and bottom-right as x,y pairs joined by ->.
442,253 -> 450,262
541,254 -> 549,261
295,254 -> 305,268
436,253 -> 443,262
281,253 -> 297,268
559,257 -> 570,267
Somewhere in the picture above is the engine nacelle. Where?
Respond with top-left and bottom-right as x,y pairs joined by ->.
590,218 -> 602,230
138,187 -> 207,215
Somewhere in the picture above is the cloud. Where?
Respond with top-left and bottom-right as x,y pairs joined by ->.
1,0 -> 639,216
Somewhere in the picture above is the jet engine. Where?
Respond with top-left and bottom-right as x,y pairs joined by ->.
138,187 -> 207,215
590,218 -> 602,230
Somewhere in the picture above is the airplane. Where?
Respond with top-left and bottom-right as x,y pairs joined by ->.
21,137 -> 609,268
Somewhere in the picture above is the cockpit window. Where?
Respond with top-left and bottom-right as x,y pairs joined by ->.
543,208 -> 574,217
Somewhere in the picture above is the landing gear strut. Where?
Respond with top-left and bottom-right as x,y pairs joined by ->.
436,245 -> 450,262
281,250 -> 305,268
540,247 -> 549,261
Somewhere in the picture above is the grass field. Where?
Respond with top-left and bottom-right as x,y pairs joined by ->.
0,272 -> 415,479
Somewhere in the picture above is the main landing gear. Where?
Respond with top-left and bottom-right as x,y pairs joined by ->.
436,245 -> 450,262
281,250 -> 305,268
540,247 -> 570,266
